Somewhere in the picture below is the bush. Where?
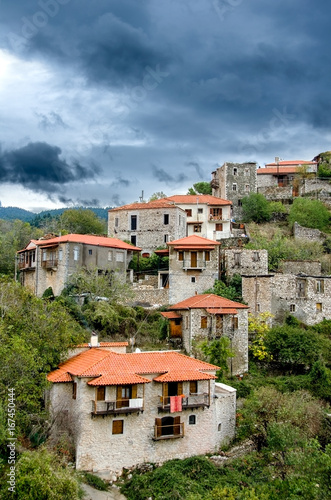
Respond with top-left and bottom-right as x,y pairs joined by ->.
83,472 -> 109,491
288,198 -> 330,231
242,194 -> 271,223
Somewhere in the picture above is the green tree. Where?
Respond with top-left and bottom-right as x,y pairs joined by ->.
148,192 -> 167,201
204,275 -> 243,302
248,312 -> 273,361
59,208 -> 106,235
0,448 -> 82,499
242,193 -> 271,223
199,338 -> 234,379
187,182 -> 212,195
288,198 -> 330,231
317,150 -> 331,177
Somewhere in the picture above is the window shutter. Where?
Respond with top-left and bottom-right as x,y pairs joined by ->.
155,418 -> 162,438
116,386 -> 122,408
112,420 -> 123,434
132,385 -> 137,399
96,386 -> 105,401
190,381 -> 197,394
72,382 -> 77,400
163,383 -> 168,400
174,416 -> 181,435
177,382 -> 183,395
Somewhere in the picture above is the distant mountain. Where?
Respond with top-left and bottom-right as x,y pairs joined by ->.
0,206 -> 113,222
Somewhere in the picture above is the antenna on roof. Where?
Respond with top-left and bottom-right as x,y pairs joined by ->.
139,190 -> 144,203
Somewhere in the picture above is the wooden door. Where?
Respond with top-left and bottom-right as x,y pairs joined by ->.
191,252 -> 197,267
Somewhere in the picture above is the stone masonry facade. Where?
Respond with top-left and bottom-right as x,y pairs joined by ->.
242,274 -> 331,325
220,249 -> 268,279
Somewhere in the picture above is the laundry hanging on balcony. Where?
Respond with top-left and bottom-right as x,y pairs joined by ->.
170,395 -> 182,413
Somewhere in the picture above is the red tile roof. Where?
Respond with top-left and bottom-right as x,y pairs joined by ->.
48,350 -> 219,385
167,235 -> 220,249
169,294 -> 248,311
265,160 -> 317,167
165,195 -> 232,206
108,200 -> 178,211
160,311 -> 182,320
154,370 -> 215,383
19,234 -> 141,252
257,167 -> 300,175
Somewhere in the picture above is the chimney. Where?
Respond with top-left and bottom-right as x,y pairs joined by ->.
90,332 -> 99,348
275,156 -> 280,163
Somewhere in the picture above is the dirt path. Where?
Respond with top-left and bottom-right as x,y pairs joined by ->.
81,483 -> 127,500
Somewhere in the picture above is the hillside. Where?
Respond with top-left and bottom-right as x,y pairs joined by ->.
0,206 -> 113,222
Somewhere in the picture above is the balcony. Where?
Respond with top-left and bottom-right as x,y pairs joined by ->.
158,393 -> 209,412
18,262 -> 36,271
91,398 -> 144,416
41,259 -> 58,269
182,260 -> 206,270
153,422 -> 184,440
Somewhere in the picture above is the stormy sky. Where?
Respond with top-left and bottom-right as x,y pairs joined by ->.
0,0 -> 330,210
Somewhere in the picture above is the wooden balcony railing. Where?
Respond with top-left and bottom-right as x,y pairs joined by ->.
41,259 -> 58,269
18,262 -> 36,270
153,422 -> 184,440
158,393 -> 209,412
91,398 -> 144,416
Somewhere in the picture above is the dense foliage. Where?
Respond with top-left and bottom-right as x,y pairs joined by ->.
242,193 -> 272,223
288,198 -> 330,231
187,182 -> 212,195
204,274 -> 243,302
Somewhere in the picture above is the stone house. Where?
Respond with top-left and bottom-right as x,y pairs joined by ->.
211,162 -> 257,221
242,273 -> 331,325
164,195 -> 232,240
167,235 -> 220,304
47,340 -> 236,476
108,200 -> 187,255
220,248 -> 268,280
164,294 -> 249,375
17,234 -> 140,297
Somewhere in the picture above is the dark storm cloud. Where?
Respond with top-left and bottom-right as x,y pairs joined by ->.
0,142 -> 99,193
152,165 -> 188,185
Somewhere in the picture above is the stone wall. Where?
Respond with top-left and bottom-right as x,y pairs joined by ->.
221,249 -> 268,278
50,368 -> 236,475
242,274 -> 331,325
279,260 -> 322,275
108,206 -> 186,254
293,222 -> 325,242
179,308 -> 248,375
258,184 -> 293,200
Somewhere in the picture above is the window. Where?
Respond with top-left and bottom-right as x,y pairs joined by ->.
185,209 -> 192,217
164,234 -> 168,243
316,303 -> 322,312
198,208 -> 203,214
252,251 -> 260,262
200,316 -> 208,329
115,217 -> 119,227
164,214 -> 169,225
234,253 -> 241,266
193,224 -> 202,233
232,316 -> 238,330
232,183 -> 237,191
191,276 -> 196,283
131,235 -> 137,246
245,168 -> 249,176
316,279 -> 324,293
233,167 -> 238,176
116,252 -> 124,262
210,208 -> 222,218
189,415 -> 196,425
205,251 -> 210,261
215,223 -> 223,231
178,251 -> 184,261
179,215 -> 181,225
108,251 -> 112,261
238,199 -> 242,207
290,304 -> 296,312
218,423 -> 222,432
256,303 -> 260,313
245,184 -> 250,193
58,249 -> 63,261
73,246 -> 79,261
189,381 -> 198,394
296,279 -> 306,298
112,420 -> 124,435
88,249 -> 93,255
42,250 -> 47,261
131,215 -> 137,230
72,383 -> 77,400
155,416 -> 182,438
96,386 -> 105,401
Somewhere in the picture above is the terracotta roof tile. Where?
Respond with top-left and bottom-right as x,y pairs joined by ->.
265,160 -> 317,167
160,311 -> 182,319
165,195 -> 232,206
48,349 -> 219,386
167,235 -> 220,248
154,370 -> 216,382
108,200 -> 178,211
257,167 -> 300,175
169,294 -> 248,310
25,234 -> 141,252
